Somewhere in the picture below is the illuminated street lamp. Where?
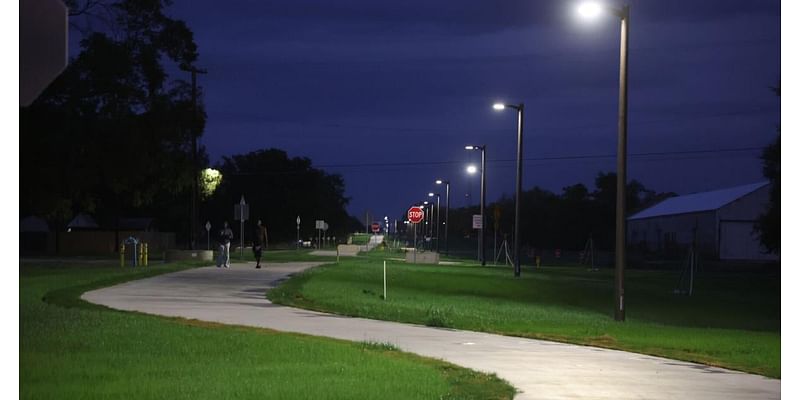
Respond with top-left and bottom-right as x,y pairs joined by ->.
493,103 -> 524,277
576,1 -> 631,322
465,145 -> 486,266
435,179 -> 450,255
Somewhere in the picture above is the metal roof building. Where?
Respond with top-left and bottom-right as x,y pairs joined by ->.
627,182 -> 777,261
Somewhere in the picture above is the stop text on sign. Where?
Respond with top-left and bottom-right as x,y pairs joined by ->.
407,207 -> 424,224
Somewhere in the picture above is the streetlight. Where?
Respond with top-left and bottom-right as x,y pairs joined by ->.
576,1 -> 630,322
493,103 -> 524,277
423,201 -> 430,249
465,145 -> 486,266
435,179 -> 450,255
428,192 -> 441,252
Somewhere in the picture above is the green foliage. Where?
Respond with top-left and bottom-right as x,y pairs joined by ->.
269,259 -> 780,378
755,84 -> 780,253
204,148 -> 363,243
429,173 -> 675,252
21,0 -> 203,231
21,261 -> 515,399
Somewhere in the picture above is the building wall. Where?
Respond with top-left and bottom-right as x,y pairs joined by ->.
717,185 -> 777,261
628,185 -> 778,261
628,211 -> 717,256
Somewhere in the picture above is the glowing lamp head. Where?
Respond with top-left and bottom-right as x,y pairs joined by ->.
424,201 -> 429,205
465,145 -> 475,150
466,165 -> 478,174
428,192 -> 435,197
577,2 -> 602,19
492,103 -> 506,110
435,179 -> 443,185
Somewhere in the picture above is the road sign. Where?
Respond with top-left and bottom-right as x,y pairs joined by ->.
20,0 -> 68,106
315,220 -> 325,229
296,216 -> 301,226
205,221 -> 211,231
371,222 -> 381,233
234,196 -> 249,221
472,214 -> 483,229
407,207 -> 424,224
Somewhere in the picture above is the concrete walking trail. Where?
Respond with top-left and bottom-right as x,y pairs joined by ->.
82,262 -> 780,399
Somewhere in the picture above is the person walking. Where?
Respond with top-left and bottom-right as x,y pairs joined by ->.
217,221 -> 234,268
252,219 -> 268,269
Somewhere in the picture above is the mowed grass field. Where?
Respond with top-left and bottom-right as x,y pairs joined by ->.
268,253 -> 780,378
20,261 -> 515,399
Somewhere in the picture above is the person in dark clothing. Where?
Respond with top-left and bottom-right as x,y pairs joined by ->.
252,219 -> 268,269
217,221 -> 234,268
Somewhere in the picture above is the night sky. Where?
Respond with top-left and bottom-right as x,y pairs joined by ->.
109,1 -> 782,222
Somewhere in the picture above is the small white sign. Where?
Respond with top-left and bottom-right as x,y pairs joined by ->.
472,214 -> 483,229
315,220 -> 325,229
205,221 -> 211,231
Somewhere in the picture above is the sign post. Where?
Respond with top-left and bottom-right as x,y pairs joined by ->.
296,216 -> 301,250
472,214 -> 483,263
407,206 -> 424,263
205,221 -> 211,250
234,195 -> 249,259
315,220 -> 325,249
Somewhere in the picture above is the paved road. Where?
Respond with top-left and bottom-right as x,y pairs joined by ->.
82,262 -> 780,400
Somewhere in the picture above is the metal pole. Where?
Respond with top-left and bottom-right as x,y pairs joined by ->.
414,223 -> 417,263
513,105 -> 524,277
445,182 -> 450,255
436,194 -> 440,252
614,6 -> 630,321
480,146 -> 486,266
190,71 -> 198,250
240,219 -> 244,259
181,66 -> 206,250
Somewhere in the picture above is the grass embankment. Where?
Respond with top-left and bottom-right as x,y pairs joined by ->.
268,254 -> 780,378
21,260 -> 515,399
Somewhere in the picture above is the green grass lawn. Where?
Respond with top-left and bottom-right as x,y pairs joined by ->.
20,260 -> 514,399
267,255 -> 780,378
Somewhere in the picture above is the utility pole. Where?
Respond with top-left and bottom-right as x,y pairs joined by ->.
181,65 -> 207,250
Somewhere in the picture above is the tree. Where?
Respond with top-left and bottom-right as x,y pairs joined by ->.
20,0 -> 203,235
204,149 -> 361,243
756,83 -> 780,253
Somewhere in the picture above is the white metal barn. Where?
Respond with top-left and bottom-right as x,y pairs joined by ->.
627,182 -> 777,261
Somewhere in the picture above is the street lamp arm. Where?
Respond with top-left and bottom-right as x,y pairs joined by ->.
606,5 -> 629,20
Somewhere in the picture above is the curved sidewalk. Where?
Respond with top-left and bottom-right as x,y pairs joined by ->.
82,262 -> 780,400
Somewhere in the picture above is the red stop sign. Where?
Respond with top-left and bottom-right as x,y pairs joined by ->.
407,207 -> 424,224
371,222 -> 381,233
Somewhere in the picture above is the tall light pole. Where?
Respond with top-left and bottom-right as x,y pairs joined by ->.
423,201 -> 431,250
465,145 -> 486,266
435,179 -> 450,255
428,192 -> 441,252
180,64 -> 207,250
492,103 -> 524,277
577,1 -> 630,322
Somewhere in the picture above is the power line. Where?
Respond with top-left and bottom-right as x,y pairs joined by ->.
314,146 -> 764,169
226,146 -> 764,176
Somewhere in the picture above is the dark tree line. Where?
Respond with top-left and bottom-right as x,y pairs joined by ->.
755,83 -> 780,253
203,149 -> 363,244
21,0 -> 202,238
20,1 -> 361,248
427,173 -> 675,252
